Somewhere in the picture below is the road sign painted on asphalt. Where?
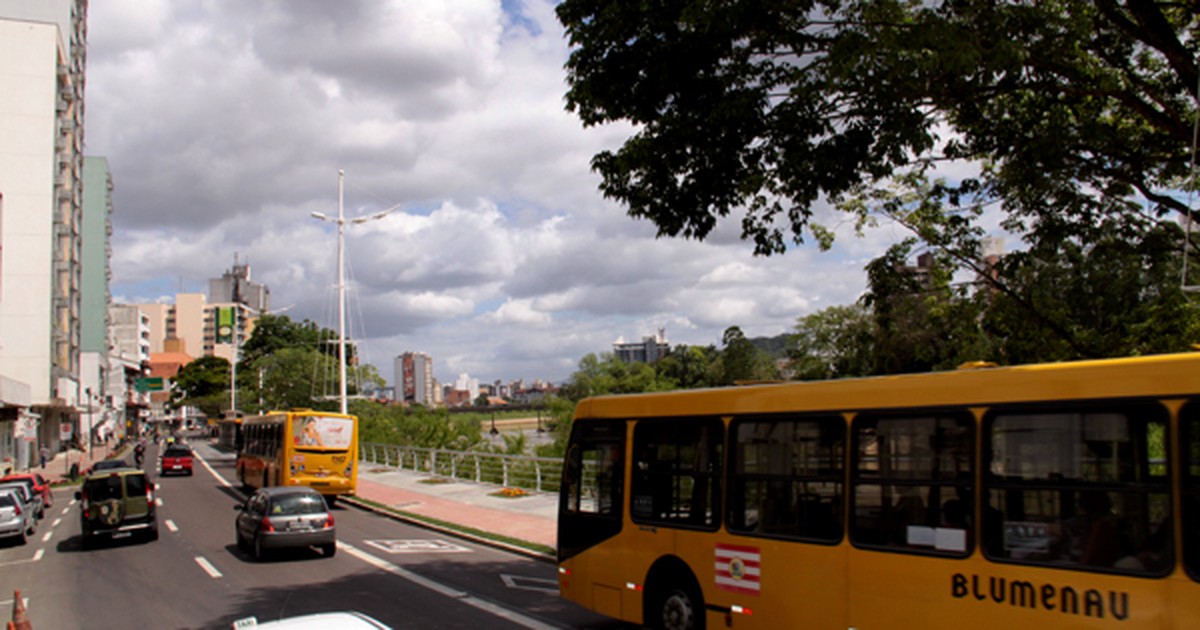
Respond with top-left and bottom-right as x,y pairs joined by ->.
364,539 -> 471,554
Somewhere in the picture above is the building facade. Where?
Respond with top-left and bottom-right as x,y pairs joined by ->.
395,352 -> 434,405
209,257 -> 270,313
0,0 -> 89,469
613,329 -> 670,365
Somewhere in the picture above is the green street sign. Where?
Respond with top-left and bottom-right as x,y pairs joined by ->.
135,377 -> 165,392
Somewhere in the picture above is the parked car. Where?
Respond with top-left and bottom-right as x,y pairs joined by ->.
0,472 -> 52,509
0,488 -> 35,545
160,444 -> 194,476
76,468 -> 158,548
0,480 -> 43,520
234,486 -> 335,561
86,459 -> 129,475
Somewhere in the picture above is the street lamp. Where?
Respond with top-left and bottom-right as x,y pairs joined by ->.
311,170 -> 399,414
85,387 -> 94,467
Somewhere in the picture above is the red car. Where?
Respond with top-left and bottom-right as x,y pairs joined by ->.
0,473 -> 52,509
159,445 -> 194,476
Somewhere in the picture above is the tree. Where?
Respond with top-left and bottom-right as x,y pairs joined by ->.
981,221 -> 1200,363
171,356 -> 231,418
557,1 -> 1198,255
559,353 -> 677,402
788,304 -> 876,380
240,314 -> 347,364
656,344 -> 720,389
715,326 -> 780,384
246,347 -> 336,414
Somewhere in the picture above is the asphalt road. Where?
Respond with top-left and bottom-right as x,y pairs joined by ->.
0,440 -> 623,629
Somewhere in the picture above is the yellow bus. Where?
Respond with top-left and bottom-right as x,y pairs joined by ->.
236,409 -> 358,500
557,352 -> 1200,629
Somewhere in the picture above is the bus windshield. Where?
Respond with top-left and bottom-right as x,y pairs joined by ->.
292,414 -> 353,449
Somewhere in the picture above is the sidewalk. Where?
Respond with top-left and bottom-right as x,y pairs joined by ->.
349,463 -> 559,556
23,440 -> 124,484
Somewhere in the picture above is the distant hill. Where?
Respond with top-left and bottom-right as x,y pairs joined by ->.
749,333 -> 792,358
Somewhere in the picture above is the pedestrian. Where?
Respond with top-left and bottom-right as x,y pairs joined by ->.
40,446 -> 49,469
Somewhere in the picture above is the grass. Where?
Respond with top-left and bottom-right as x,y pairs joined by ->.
348,495 -> 555,558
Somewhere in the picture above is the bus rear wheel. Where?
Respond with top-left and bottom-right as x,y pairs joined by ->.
648,577 -> 704,630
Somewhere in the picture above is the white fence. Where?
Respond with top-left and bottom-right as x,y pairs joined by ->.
359,443 -> 563,494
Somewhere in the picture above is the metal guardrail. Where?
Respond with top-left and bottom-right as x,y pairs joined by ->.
359,443 -> 563,494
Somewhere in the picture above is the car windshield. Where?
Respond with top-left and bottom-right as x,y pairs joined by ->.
93,460 -> 126,471
270,494 -> 327,516
164,448 -> 191,457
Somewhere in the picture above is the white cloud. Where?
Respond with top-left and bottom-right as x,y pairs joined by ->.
89,0 -> 901,385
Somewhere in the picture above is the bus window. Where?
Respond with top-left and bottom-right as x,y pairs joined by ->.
559,419 -> 626,562
1182,401 -> 1200,581
728,415 -> 844,542
851,412 -> 974,556
630,418 -> 723,529
984,402 -> 1171,576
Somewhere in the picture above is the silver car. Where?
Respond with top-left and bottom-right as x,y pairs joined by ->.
0,488 -> 35,544
0,481 -> 42,521
234,486 -> 336,561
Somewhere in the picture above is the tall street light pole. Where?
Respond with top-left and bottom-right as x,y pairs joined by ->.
311,170 -> 397,414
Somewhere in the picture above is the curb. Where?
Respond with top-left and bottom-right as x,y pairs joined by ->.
339,494 -> 556,564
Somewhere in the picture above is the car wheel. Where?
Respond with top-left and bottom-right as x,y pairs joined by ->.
16,527 -> 26,546
253,534 -> 266,561
321,542 -> 336,558
146,523 -> 159,542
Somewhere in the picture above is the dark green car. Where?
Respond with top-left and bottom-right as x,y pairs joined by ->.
76,468 -> 158,548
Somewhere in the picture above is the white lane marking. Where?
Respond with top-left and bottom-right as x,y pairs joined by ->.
500,574 -> 558,595
194,556 -> 222,579
52,517 -> 62,528
165,519 -> 179,533
195,452 -> 235,490
32,549 -> 44,562
340,542 -> 556,630
40,530 -> 52,543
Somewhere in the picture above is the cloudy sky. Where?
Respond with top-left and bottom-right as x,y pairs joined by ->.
84,0 -> 911,386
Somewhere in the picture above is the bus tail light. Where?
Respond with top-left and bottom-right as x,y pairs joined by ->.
625,582 -> 642,592
731,605 -> 753,616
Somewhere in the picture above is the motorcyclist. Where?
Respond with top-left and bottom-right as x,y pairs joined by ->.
134,440 -> 146,467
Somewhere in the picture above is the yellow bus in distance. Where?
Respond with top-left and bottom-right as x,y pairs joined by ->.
236,410 -> 358,500
558,352 -> 1200,629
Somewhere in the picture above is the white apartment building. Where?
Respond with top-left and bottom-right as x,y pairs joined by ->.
0,0 -> 88,468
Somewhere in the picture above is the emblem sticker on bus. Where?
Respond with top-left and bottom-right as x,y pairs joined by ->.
715,544 -> 761,595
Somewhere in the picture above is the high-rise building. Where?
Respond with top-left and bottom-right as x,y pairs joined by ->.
613,328 -> 670,365
0,0 -> 89,467
210,257 -> 270,312
395,352 -> 434,405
